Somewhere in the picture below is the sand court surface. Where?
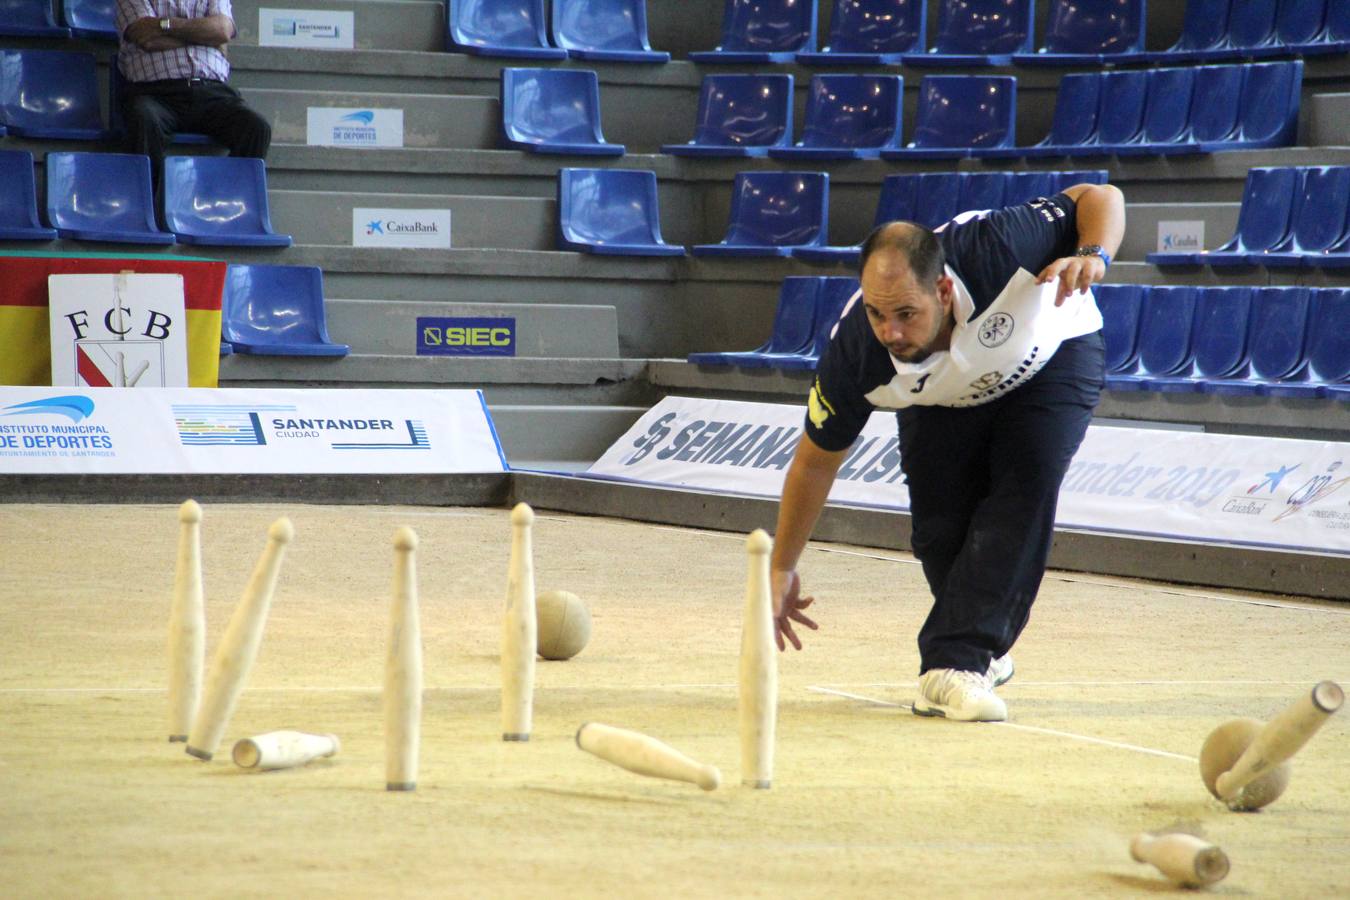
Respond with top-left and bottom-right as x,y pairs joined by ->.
1,503 -> 1347,898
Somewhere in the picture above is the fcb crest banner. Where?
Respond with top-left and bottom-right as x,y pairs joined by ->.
589,396 -> 1350,556
0,387 -> 507,474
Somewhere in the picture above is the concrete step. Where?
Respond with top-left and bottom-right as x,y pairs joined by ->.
267,189 -> 554,249
231,0 -> 445,52
242,88 -> 496,150
1304,92 -> 1350,147
1119,203 -> 1239,262
325,299 -> 619,358
487,404 -> 647,467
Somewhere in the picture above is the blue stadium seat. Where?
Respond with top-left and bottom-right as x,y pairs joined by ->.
1208,287 -> 1311,395
692,171 -> 829,257
1056,170 -> 1110,189
0,50 -> 110,141
904,0 -> 1034,67
1329,0 -> 1350,46
500,68 -> 624,155
999,72 -> 1101,159
556,168 -> 685,256
1215,0 -> 1281,58
1263,289 -> 1349,398
1255,167 -> 1350,267
1093,284 -> 1145,374
45,152 -> 175,245
447,0 -> 567,58
880,75 -> 1016,160
62,0 -> 117,40
1185,60 -> 1302,154
1014,0 -> 1146,65
768,75 -> 903,160
0,0 -> 70,36
1148,167 -> 1300,266
0,150 -> 58,241
661,74 -> 793,158
796,0 -> 925,65
1106,286 -> 1199,391
956,171 -> 1008,213
162,156 -> 293,247
773,276 -> 860,370
1107,67 -> 1197,156
1138,0 -> 1231,62
910,171 -> 962,228
792,172 -> 922,263
1087,69 -> 1149,151
1146,287 -> 1255,392
551,0 -> 670,63
1005,171 -> 1058,205
688,277 -> 820,367
109,54 -> 213,146
1267,0 -> 1340,56
689,0 -> 819,63
223,265 -> 350,357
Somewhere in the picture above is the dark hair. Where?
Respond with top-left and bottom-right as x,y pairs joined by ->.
858,221 -> 945,286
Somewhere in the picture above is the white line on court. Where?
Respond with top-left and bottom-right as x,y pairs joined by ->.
0,683 -> 739,695
811,679 -> 1349,688
806,685 -> 1198,763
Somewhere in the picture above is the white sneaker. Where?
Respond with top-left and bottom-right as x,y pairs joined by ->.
913,668 -> 1008,722
987,654 -> 1015,688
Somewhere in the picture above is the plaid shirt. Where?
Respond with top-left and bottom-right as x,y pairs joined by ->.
115,0 -> 235,83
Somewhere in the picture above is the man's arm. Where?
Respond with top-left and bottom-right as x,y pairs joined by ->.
125,14 -> 234,48
1035,183 -> 1126,305
768,435 -> 848,650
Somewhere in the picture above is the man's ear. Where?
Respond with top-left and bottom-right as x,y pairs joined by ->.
935,275 -> 955,311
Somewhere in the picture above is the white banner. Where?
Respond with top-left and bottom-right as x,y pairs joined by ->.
588,396 -> 1350,555
353,208 -> 451,249
0,388 -> 506,475
259,9 -> 354,48
306,108 -> 404,148
1157,219 -> 1204,254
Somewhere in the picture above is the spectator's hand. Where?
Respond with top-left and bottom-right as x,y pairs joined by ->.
124,16 -> 163,47
771,569 -> 818,652
1036,254 -> 1107,306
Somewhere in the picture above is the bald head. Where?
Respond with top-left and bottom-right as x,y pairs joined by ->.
858,221 -> 945,288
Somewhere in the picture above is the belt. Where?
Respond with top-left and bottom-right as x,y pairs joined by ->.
131,77 -> 225,89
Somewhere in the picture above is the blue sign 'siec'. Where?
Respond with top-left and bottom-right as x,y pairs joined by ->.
416,317 -> 516,357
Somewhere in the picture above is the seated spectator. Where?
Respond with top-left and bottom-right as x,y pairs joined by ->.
115,1 -> 271,187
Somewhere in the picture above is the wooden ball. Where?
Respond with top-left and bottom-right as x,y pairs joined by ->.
536,590 -> 591,661
1199,718 -> 1291,811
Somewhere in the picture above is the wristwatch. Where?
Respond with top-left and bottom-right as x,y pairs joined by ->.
160,17 -> 171,31
1076,244 -> 1111,268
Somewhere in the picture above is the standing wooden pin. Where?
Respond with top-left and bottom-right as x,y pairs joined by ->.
385,526 -> 422,791
167,499 -> 205,742
739,528 -> 777,789
185,518 -> 293,761
501,503 -> 536,742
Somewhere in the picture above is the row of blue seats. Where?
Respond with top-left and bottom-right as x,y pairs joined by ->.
502,63 -> 1301,160
0,50 -> 211,143
1098,284 -> 1348,398
0,0 -> 113,40
1149,167 -> 1350,269
689,277 -> 1349,401
443,0 -> 1349,67
221,264 -> 347,357
688,276 -> 859,370
558,167 -> 1107,260
0,150 -> 290,246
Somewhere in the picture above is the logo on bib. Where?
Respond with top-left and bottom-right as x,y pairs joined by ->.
969,371 -> 1003,392
978,312 -> 1014,348
808,379 -> 835,429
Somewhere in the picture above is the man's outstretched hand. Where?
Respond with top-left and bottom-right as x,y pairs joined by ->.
770,569 -> 818,651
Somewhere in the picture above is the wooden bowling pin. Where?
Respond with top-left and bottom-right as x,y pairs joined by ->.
738,528 -> 777,789
185,518 -> 293,761
232,731 -> 340,771
167,499 -> 205,742
1215,680 -> 1343,804
501,503 -> 536,742
1130,832 -> 1230,888
576,722 -> 721,791
385,527 -> 422,791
